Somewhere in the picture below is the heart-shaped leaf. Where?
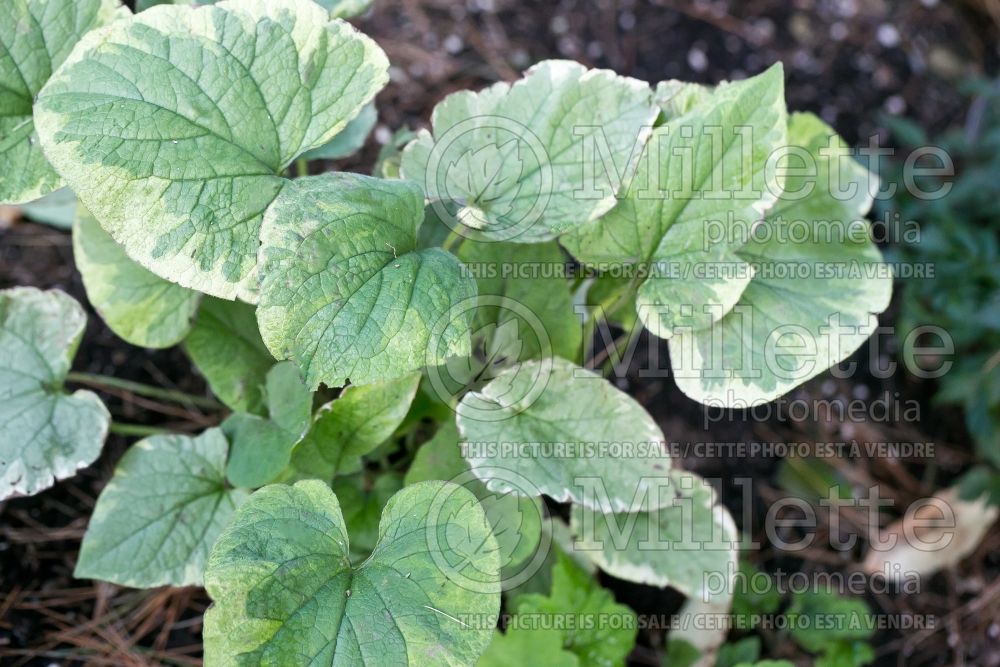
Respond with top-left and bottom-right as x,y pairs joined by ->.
457,239 -> 582,363
0,0 -> 123,204
669,112 -> 892,406
0,288 -> 110,499
203,479 -> 501,666
184,297 -> 275,415
290,372 -> 421,479
570,470 -> 737,603
300,102 -> 377,161
35,0 -> 389,299
76,428 -> 248,587
406,420 -> 545,581
331,471 -> 403,562
401,60 -> 659,242
514,549 -> 638,667
224,362 -> 313,489
562,65 -> 788,338
456,357 -> 670,513
256,173 -> 477,388
73,205 -> 200,348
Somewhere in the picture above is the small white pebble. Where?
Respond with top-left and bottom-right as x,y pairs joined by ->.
618,11 -> 636,31
884,95 -> 906,114
877,24 -> 901,48
443,34 -> 463,54
687,46 -> 708,72
830,22 -> 848,41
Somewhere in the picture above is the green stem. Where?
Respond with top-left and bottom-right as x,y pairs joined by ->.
109,422 -> 170,437
441,227 -> 465,254
601,318 -> 643,377
295,158 -> 309,178
65,372 -> 222,410
581,277 -> 641,366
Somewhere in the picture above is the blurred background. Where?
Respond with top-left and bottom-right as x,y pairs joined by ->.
1,1 -> 999,665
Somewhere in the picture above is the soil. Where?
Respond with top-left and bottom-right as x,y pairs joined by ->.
2,1 -> 998,666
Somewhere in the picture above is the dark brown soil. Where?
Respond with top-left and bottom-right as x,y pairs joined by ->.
2,1 -> 998,665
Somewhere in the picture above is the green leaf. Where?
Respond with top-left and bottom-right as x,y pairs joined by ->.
224,362 -> 312,488
20,187 -> 77,230
405,420 -> 545,579
570,470 -> 737,601
662,638 -> 700,667
184,297 -> 275,415
562,65 -> 788,338
585,275 -> 638,331
670,112 -> 892,406
815,641 -> 875,667
331,471 -> 403,562
136,0 -> 375,20
73,205 -> 200,348
256,173 -> 477,388
457,240 -> 582,363
401,59 -> 658,242
731,561 -> 781,628
290,372 -> 421,479
203,479 -> 501,666
0,288 -> 110,499
515,550 -> 637,667
958,465 -> 1000,506
477,628 -> 580,667
75,428 -> 248,587
406,420 -> 467,486
653,80 -> 713,118
35,0 -> 389,300
300,102 -> 377,161
375,127 -> 417,179
456,357 -> 670,512
325,0 -> 374,20
786,589 -> 873,653
0,0 -> 123,204
716,637 -> 761,667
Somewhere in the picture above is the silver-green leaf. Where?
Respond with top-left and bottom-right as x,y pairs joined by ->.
401,60 -> 658,242
299,101 -> 377,161
35,0 -> 389,300
73,205 -> 200,348
75,428 -> 249,587
0,288 -> 110,499
0,0 -> 123,204
256,173 -> 477,389
290,372 -> 421,479
561,64 -> 788,339
184,296 -> 275,415
570,470 -> 738,603
456,357 -> 670,513
203,479 -> 500,666
670,112 -> 892,406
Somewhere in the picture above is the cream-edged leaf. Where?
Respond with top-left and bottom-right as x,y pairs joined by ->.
73,205 -> 200,348
0,288 -> 110,499
257,173 -> 476,389
35,0 -> 389,299
203,479 -> 500,666
75,428 -> 248,587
